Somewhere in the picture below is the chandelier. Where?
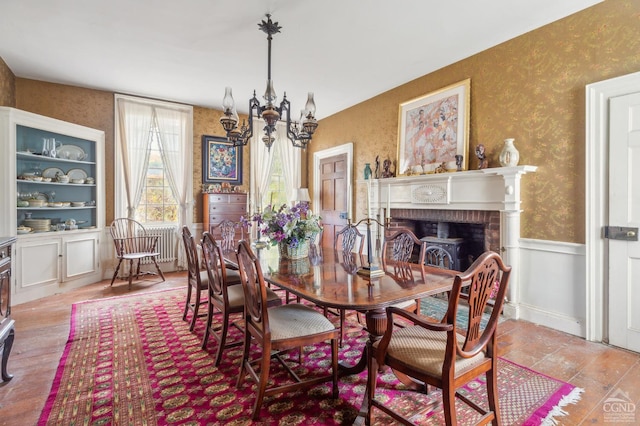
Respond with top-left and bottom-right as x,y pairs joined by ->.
219,14 -> 318,151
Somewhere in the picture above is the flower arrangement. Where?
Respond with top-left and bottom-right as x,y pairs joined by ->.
251,202 -> 322,249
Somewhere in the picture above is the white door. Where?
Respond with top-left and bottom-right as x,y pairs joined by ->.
608,92 -> 640,351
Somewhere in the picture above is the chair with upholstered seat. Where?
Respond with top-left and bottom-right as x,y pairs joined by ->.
109,218 -> 166,287
181,226 -> 210,331
235,240 -> 340,420
331,224 -> 366,346
200,232 -> 281,365
365,251 -> 511,426
381,228 -> 427,314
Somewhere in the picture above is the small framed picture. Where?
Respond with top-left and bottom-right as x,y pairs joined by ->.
202,135 -> 242,185
397,79 -> 470,174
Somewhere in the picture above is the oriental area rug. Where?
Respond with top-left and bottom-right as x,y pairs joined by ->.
39,288 -> 583,425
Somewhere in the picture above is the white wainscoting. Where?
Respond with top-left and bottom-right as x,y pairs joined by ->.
515,238 -> 586,338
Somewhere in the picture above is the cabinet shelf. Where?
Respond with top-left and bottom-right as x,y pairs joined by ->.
17,206 -> 96,211
16,152 -> 96,165
16,179 -> 95,187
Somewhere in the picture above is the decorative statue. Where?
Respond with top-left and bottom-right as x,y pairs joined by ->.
374,155 -> 380,179
434,162 -> 447,173
381,158 -> 394,178
475,144 -> 488,169
455,155 -> 463,172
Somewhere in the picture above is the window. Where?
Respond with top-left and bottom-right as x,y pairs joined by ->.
135,132 -> 178,224
263,150 -> 287,208
114,94 -> 193,231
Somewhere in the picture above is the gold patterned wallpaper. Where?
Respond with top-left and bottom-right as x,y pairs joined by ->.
3,0 -> 639,243
308,0 -> 640,244
0,57 -> 16,107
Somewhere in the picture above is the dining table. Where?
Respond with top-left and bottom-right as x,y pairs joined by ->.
228,242 -> 457,374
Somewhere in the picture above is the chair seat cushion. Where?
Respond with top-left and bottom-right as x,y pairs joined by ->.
268,304 -> 336,341
223,285 -> 281,309
225,269 -> 242,285
374,326 -> 486,378
198,270 -> 209,290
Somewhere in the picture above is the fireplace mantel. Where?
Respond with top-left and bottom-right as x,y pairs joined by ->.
369,165 -> 537,213
362,165 -> 537,319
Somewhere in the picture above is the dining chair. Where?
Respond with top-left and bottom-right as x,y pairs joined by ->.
381,228 -> 427,315
335,224 -> 364,254
216,219 -> 237,252
331,224 -> 366,346
200,232 -> 281,365
109,218 -> 165,287
365,251 -> 511,426
181,226 -> 209,331
235,240 -> 340,420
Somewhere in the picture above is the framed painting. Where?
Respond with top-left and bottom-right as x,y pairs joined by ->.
397,78 -> 470,174
202,135 -> 243,185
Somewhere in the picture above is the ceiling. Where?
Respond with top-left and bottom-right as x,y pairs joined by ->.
0,0 -> 601,120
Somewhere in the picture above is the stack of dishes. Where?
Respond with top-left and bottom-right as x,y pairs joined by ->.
23,218 -> 51,232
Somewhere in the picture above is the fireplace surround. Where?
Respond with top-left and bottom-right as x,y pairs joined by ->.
363,165 -> 537,318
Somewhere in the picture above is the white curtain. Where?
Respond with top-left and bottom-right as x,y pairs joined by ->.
275,121 -> 302,204
116,98 -> 153,219
250,119 -> 275,212
154,106 -> 193,269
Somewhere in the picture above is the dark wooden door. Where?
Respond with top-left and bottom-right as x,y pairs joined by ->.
319,154 -> 348,248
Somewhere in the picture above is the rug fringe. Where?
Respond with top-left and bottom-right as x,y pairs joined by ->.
540,387 -> 585,425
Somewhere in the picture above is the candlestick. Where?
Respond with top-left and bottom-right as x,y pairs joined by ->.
270,191 -> 273,206
366,180 -> 372,218
347,186 -> 352,221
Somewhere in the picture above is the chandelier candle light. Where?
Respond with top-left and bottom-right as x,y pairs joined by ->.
219,14 -> 318,151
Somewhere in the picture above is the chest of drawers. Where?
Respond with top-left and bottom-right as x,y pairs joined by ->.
203,193 -> 248,244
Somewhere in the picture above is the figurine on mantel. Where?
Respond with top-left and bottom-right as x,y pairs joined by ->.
381,158 -> 395,178
475,144 -> 488,169
374,155 -> 380,179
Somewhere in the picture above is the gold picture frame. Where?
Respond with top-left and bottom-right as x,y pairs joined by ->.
397,78 -> 470,174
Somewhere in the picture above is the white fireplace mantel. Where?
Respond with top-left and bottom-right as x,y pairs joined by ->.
363,165 -> 537,319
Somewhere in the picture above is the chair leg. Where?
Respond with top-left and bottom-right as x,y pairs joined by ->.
251,346 -> 272,420
331,337 -> 339,398
128,259 -> 135,287
486,367 -> 500,425
151,257 -> 166,281
189,287 -> 201,332
201,296 -> 213,350
183,282 -> 193,322
110,259 -> 124,286
442,382 -> 457,426
214,311 -> 231,366
365,350 -> 379,425
236,329 -> 251,389
339,309 -> 345,348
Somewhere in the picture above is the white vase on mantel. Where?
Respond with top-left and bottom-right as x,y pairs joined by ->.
499,138 -> 520,167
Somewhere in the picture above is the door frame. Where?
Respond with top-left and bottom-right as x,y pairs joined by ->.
585,70 -> 640,342
312,142 -> 354,219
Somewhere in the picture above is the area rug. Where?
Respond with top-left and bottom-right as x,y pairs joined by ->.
39,288 -> 583,425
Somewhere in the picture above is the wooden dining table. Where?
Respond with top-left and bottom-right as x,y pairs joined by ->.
230,243 -> 457,375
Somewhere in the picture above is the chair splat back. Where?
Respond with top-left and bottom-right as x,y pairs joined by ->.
335,225 -> 364,254
236,240 -> 268,328
452,253 -> 511,355
201,232 -> 225,298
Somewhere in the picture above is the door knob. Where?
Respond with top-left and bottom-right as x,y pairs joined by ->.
628,230 -> 637,238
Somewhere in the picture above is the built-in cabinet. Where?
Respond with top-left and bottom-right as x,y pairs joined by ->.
0,107 -> 105,305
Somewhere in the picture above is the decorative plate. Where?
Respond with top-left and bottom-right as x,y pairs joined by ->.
32,192 -> 48,201
57,145 -> 86,161
66,168 -> 88,180
42,167 -> 65,179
